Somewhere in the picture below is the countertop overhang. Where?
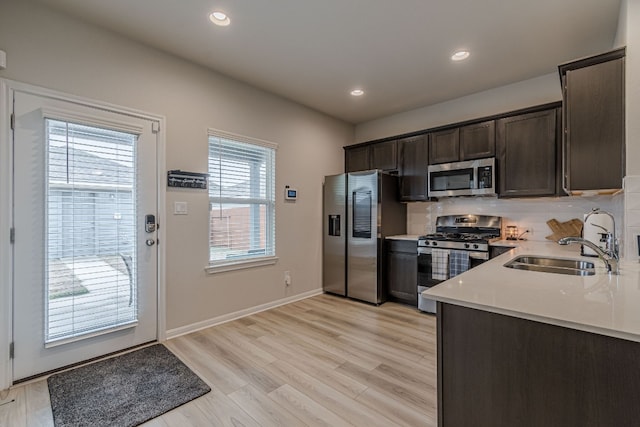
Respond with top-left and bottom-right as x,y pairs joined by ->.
422,241 -> 640,342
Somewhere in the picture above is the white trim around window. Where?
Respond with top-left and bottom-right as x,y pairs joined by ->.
207,127 -> 278,272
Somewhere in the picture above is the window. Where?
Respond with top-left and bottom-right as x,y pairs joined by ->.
207,129 -> 277,271
46,119 -> 137,343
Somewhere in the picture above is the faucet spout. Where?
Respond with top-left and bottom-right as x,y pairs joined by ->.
557,237 -> 619,275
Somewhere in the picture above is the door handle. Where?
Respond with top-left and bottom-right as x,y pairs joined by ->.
145,239 -> 156,246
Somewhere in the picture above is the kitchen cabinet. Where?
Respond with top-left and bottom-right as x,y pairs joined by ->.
429,121 -> 495,164
460,121 -> 496,160
345,145 -> 370,172
398,135 -> 429,201
489,245 -> 513,258
429,128 -> 459,164
496,108 -> 560,197
437,302 -> 640,427
370,140 -> 398,171
559,48 -> 625,193
345,140 -> 398,172
385,239 -> 417,306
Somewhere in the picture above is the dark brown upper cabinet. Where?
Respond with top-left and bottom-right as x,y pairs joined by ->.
429,128 -> 459,164
370,140 -> 398,172
429,121 -> 495,164
496,108 -> 559,198
398,135 -> 429,201
559,48 -> 625,193
345,140 -> 398,173
345,145 -> 370,172
460,121 -> 496,160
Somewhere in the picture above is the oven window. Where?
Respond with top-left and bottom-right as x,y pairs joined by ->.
430,168 -> 474,191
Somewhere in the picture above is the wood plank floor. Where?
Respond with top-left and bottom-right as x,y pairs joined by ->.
0,293 -> 437,426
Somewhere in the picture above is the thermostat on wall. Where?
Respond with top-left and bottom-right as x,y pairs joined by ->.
284,185 -> 298,201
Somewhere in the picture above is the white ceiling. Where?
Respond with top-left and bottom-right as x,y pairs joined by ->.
35,0 -> 621,124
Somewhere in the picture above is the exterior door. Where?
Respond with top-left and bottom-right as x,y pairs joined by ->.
11,89 -> 159,381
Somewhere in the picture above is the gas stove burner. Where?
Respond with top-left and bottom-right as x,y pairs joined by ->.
420,233 -> 494,243
419,214 -> 503,251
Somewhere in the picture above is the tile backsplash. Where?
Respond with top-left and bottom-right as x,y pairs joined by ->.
407,194 -> 623,247
624,176 -> 640,261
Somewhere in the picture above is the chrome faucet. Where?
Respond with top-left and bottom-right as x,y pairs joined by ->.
557,237 -> 620,275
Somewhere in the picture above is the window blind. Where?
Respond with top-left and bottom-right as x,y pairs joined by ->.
208,130 -> 277,264
46,119 -> 137,343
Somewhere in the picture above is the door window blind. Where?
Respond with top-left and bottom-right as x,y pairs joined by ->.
46,119 -> 137,343
208,130 -> 276,264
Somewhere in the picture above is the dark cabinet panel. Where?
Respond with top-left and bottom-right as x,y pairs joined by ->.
460,120 -> 495,160
562,51 -> 625,192
345,145 -> 370,172
437,303 -> 640,427
489,245 -> 513,259
497,109 -> 558,198
430,121 -> 495,165
385,240 -> 417,306
399,135 -> 429,201
370,140 -> 398,171
429,128 -> 459,164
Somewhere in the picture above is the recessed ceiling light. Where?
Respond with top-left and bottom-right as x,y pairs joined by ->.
209,11 -> 230,26
451,50 -> 470,61
350,89 -> 365,96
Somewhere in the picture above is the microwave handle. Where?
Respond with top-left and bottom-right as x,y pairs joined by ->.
473,165 -> 479,189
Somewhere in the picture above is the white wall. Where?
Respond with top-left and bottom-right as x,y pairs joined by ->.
355,73 -> 562,143
0,0 -> 353,332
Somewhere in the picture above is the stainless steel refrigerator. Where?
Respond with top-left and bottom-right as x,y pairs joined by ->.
323,170 -> 406,304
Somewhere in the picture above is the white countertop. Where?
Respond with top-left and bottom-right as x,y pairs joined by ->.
386,234 -> 421,241
422,240 -> 640,342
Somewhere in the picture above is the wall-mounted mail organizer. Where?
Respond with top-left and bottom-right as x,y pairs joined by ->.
167,170 -> 208,189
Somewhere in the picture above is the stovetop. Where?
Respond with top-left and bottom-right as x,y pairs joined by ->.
418,214 -> 503,251
419,233 -> 498,243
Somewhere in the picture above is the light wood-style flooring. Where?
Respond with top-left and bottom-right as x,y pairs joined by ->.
0,293 -> 437,426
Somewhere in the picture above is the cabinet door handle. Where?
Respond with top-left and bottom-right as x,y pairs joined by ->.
562,82 -> 571,195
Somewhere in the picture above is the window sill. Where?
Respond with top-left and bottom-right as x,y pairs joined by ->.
205,256 -> 279,274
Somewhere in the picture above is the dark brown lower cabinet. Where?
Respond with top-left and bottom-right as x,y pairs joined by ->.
437,302 -> 640,427
385,240 -> 417,306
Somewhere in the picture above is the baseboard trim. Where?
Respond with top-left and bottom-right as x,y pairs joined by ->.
165,289 -> 323,339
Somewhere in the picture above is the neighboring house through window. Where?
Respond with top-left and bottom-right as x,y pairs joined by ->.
207,129 -> 277,271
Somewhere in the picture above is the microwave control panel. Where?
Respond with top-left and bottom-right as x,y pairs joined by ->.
478,166 -> 493,189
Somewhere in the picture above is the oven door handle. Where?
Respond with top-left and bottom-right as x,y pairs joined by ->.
418,247 -> 488,261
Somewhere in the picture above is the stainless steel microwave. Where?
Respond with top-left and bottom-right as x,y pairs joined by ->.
428,158 -> 496,197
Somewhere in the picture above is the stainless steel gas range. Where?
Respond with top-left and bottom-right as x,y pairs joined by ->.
417,214 -> 502,313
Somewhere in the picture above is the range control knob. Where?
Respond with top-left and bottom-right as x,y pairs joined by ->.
473,244 -> 479,249
464,243 -> 470,249
432,241 -> 438,246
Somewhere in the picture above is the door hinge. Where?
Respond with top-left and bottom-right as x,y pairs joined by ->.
9,227 -> 14,244
152,122 -> 160,134
9,342 -> 13,359
10,113 -> 15,130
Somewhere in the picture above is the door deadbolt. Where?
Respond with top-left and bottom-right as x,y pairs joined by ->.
145,239 -> 156,246
145,214 -> 156,233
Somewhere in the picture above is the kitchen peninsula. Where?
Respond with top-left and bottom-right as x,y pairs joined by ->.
423,241 -> 640,427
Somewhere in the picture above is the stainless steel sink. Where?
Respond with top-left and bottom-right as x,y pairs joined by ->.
504,255 -> 596,276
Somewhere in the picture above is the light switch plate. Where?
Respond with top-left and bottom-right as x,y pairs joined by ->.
174,201 -> 188,215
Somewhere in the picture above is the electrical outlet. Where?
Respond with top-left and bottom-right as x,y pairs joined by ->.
284,271 -> 291,286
